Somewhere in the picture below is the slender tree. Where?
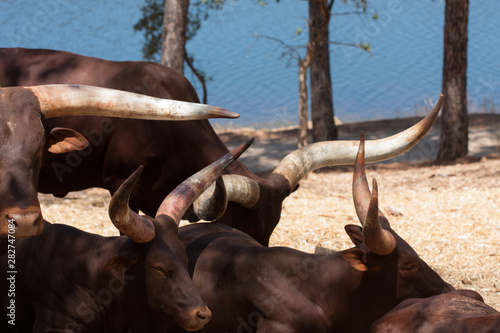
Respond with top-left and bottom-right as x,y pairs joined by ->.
298,48 -> 313,147
256,1 -> 370,147
309,0 -> 337,141
437,0 -> 469,161
308,0 -> 369,143
134,0 -> 227,102
161,0 -> 189,72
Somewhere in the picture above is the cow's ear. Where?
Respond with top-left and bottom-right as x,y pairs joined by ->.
46,127 -> 89,153
344,224 -> 364,245
342,248 -> 368,272
102,251 -> 139,274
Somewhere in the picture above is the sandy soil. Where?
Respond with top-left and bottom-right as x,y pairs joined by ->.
39,113 -> 500,310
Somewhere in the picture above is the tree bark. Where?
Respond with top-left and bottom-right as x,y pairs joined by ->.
161,0 -> 189,73
437,0 -> 469,161
298,57 -> 310,148
309,0 -> 338,142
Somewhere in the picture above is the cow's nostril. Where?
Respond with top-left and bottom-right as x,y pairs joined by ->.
6,211 -> 43,236
8,218 -> 18,227
197,307 -> 212,322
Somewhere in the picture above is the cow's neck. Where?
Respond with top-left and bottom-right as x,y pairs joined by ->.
269,249 -> 400,332
326,250 -> 400,332
87,238 -> 153,330
252,249 -> 353,330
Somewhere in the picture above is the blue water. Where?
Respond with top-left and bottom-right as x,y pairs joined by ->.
1,0 -> 499,127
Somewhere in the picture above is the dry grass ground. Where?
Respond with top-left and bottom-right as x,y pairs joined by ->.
39,114 -> 500,311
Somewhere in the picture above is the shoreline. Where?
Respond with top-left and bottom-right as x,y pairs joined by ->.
216,113 -> 500,175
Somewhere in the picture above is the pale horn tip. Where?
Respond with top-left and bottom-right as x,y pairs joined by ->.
228,137 -> 255,162
210,106 -> 240,119
371,178 -> 378,197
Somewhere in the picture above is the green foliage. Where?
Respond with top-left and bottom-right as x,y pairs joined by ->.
357,42 -> 371,53
133,0 -> 164,62
134,0 -> 230,62
134,0 -> 277,62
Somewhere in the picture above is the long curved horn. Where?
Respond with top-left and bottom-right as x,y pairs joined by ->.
193,178 -> 228,221
156,138 -> 254,224
362,179 -> 396,255
352,132 -> 372,224
108,166 -> 156,243
352,136 -> 396,255
194,95 -> 442,220
273,94 -> 443,190
26,84 -> 239,120
193,174 -> 260,221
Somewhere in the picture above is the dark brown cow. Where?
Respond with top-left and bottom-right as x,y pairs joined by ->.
0,83 -> 237,237
1,141 -> 252,333
371,290 -> 500,332
169,134 -> 454,333
0,47 -> 443,245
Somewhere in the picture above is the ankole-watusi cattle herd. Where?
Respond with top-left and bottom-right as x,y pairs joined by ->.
1,48 -> 499,332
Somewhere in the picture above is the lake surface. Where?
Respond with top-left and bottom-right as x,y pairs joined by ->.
1,0 -> 499,127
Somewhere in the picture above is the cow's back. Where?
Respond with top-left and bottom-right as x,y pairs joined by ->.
0,48 -> 243,216
0,47 -> 199,100
0,222 -> 144,332
371,292 -> 500,333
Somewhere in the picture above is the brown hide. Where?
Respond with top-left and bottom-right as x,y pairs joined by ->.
0,142 -> 250,332
0,48 -> 241,237
0,47 -> 262,238
172,219 -> 453,333
0,48 -> 442,244
371,290 -> 500,333
170,143 -> 453,332
0,87 -> 45,236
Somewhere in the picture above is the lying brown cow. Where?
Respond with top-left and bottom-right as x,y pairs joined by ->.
371,290 -> 500,332
0,83 -> 237,237
0,140 -> 252,332
169,134 -> 453,333
0,47 -> 443,244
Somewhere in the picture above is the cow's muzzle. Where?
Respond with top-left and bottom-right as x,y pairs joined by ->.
2,209 -> 43,237
182,305 -> 212,331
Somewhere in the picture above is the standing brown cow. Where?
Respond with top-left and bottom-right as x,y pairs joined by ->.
0,83 -> 237,236
0,48 -> 443,244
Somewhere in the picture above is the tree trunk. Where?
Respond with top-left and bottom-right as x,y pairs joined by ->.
298,58 -> 309,148
437,0 -> 469,161
161,0 -> 189,73
309,0 -> 338,142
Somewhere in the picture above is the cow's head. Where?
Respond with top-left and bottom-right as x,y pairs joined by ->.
341,133 -> 453,305
195,95 -> 444,245
0,87 -> 88,236
0,84 -> 238,237
107,140 -> 252,331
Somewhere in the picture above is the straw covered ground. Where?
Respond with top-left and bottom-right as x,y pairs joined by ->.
39,114 -> 500,310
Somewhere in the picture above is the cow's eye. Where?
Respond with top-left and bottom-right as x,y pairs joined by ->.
402,264 -> 415,272
400,262 -> 420,277
152,266 -> 174,278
